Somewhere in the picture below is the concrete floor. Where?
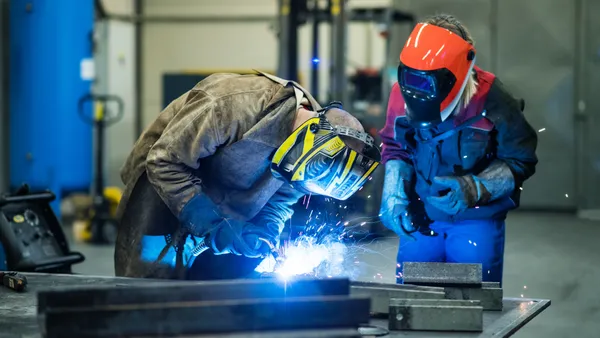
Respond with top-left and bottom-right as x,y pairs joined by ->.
68,211 -> 600,338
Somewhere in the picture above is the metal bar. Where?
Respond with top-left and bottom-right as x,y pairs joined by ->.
99,9 -> 415,25
104,14 -> 274,24
277,0 -> 299,81
444,285 -> 503,311
42,295 -> 371,338
329,0 -> 348,104
134,0 -> 143,137
389,299 -> 483,332
0,0 -> 8,192
350,281 -> 444,293
402,262 -> 483,287
38,277 -> 350,312
310,0 -> 320,101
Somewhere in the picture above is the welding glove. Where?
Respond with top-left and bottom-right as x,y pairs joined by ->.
379,160 -> 418,240
178,194 -> 224,237
208,219 -> 273,258
427,160 -> 516,215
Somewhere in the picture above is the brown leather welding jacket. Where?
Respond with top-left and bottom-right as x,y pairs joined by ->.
115,72 -> 319,278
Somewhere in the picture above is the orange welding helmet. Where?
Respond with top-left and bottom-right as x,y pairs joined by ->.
398,23 -> 476,128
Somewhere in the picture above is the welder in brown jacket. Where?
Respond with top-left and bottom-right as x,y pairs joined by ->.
115,72 -> 381,280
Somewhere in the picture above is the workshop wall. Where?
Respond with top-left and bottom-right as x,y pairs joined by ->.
141,0 -> 389,128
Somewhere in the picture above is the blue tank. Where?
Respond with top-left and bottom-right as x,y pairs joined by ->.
9,0 -> 94,214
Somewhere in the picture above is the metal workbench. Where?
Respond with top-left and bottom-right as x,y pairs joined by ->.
0,273 -> 550,338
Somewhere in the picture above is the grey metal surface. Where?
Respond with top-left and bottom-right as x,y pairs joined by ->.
389,299 -> 483,332
0,273 -> 550,338
0,0 -> 8,192
329,0 -> 349,104
351,286 -> 445,314
444,285 -> 503,311
403,262 -> 482,286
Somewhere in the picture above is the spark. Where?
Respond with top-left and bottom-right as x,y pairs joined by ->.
463,155 -> 468,158
360,222 -> 366,226
344,221 -> 349,226
367,195 -> 371,198
487,270 -> 490,274
397,263 -> 401,268
368,177 -> 373,181
538,128 -> 546,132
565,194 -> 569,198
521,294 -> 524,298
305,193 -> 312,209
359,186 -> 364,191
473,242 -> 477,246
524,285 -> 527,289
520,187 -> 523,190
468,240 -> 472,244
380,143 -> 383,147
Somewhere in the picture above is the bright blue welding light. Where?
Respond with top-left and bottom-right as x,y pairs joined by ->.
312,58 -> 320,64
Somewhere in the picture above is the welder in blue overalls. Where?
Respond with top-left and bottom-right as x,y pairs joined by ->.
379,14 -> 538,284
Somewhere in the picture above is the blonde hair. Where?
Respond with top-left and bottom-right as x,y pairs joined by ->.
424,14 -> 478,108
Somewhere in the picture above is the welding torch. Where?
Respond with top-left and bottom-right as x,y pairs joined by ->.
190,232 -> 283,267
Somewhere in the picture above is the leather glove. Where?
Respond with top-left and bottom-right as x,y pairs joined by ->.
427,160 -> 516,215
209,219 -> 273,258
379,160 -> 418,240
179,194 -> 224,236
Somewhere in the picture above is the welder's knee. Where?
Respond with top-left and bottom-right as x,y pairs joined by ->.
396,232 -> 445,284
444,219 -> 506,284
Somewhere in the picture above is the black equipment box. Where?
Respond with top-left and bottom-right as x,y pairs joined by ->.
0,186 -> 84,272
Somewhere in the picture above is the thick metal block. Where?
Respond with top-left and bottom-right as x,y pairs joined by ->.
389,299 -> 483,332
444,285 -> 504,311
350,286 -> 445,315
38,277 -> 349,313
42,295 -> 371,338
402,262 -> 482,287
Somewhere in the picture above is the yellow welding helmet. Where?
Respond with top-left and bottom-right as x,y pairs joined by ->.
271,102 -> 381,200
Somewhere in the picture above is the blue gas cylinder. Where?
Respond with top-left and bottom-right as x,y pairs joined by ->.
9,0 -> 94,215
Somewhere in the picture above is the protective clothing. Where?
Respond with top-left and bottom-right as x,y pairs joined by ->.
271,102 -> 381,201
379,160 -> 417,238
427,161 -> 515,215
396,219 -> 505,284
380,67 -> 537,223
208,219 -> 271,258
115,72 -> 312,279
179,194 -> 224,236
398,23 -> 476,129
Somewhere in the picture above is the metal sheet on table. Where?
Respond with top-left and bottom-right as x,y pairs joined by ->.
0,273 -> 550,338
